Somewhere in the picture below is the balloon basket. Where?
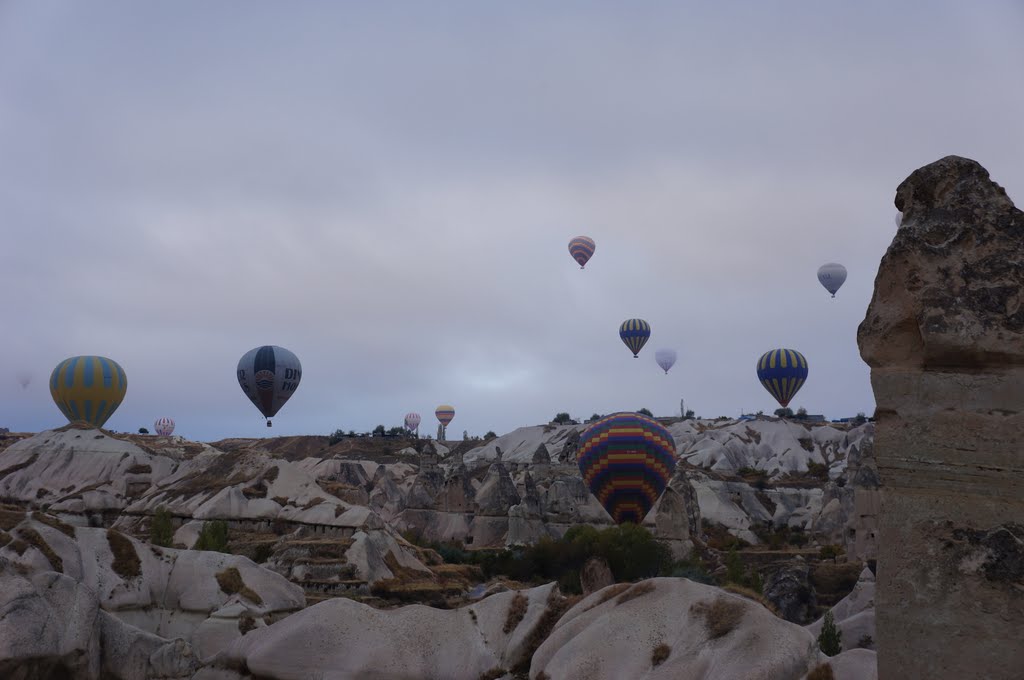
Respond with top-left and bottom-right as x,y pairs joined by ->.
266,420 -> 273,428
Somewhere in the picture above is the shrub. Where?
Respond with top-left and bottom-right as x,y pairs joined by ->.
552,412 -> 574,425
107,530 -> 141,579
216,567 -> 263,604
138,427 -> 149,434
615,579 -> 655,605
819,544 -> 844,561
194,520 -> 230,553
856,634 -> 874,649
807,461 -> 829,480
328,429 -> 346,445
774,407 -> 793,418
807,663 -> 835,680
817,610 -> 842,656
484,431 -> 497,439
372,425 -> 386,436
691,596 -> 745,639
651,643 -> 671,667
478,669 -> 506,680
637,408 -> 653,417
150,506 -> 174,548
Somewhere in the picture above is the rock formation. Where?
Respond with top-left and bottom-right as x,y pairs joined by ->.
858,155 -> 1024,679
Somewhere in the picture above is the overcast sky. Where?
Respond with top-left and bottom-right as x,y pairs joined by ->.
2,1 -> 1023,440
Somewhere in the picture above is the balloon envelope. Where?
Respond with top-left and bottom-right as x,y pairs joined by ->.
654,348 -> 677,374
756,349 -> 808,408
16,371 -> 31,389
50,356 -> 127,428
405,412 -> 421,431
578,412 -> 677,524
435,405 -> 455,426
895,212 -> 903,227
236,345 -> 302,421
154,418 -> 175,436
568,236 -> 596,269
817,263 -> 847,297
619,319 -> 651,358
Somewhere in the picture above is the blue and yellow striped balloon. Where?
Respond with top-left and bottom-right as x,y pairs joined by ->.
578,412 -> 677,524
49,356 -> 127,428
756,348 -> 808,408
619,318 -> 651,358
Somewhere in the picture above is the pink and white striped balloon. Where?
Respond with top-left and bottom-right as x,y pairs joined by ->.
154,418 -> 175,436
404,412 -> 421,432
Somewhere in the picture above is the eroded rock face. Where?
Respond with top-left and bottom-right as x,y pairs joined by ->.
857,155 -> 1024,680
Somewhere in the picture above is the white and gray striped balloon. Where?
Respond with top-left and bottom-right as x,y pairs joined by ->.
154,418 -> 175,436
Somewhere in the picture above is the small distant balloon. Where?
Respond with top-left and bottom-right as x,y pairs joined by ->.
619,319 -> 651,358
16,371 -> 31,389
654,348 -> 677,375
895,212 -> 903,228
435,405 -> 455,427
154,418 -> 175,436
236,345 -> 302,427
404,412 -> 421,432
568,236 -> 596,269
756,348 -> 808,408
50,356 -> 127,428
816,263 -> 848,298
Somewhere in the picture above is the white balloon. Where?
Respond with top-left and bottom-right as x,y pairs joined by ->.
154,418 -> 175,436
654,348 -> 677,374
895,212 -> 903,227
817,263 -> 848,298
404,412 -> 421,431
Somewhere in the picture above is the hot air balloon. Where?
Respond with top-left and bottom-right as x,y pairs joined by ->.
817,263 -> 847,298
154,418 -> 175,436
895,212 -> 903,228
16,370 -> 31,389
50,356 -> 127,428
404,412 -> 421,433
237,345 -> 301,427
619,319 -> 651,358
568,236 -> 596,269
577,412 -> 677,524
435,405 -> 455,426
756,349 -> 808,408
654,348 -> 677,375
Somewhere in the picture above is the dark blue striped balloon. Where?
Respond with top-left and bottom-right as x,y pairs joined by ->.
756,348 -> 808,408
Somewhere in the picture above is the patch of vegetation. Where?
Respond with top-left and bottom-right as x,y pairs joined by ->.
691,596 -> 745,639
107,530 -> 141,579
551,412 -> 574,425
751,522 -> 811,550
669,557 -> 714,585
856,634 -> 874,649
651,643 -> 671,667
302,497 -> 324,510
819,544 -> 845,561
33,512 -> 75,538
19,527 -> 62,572
251,543 -> 275,564
194,520 -> 231,553
478,667 -> 506,680
722,584 -> 777,615
138,428 -> 149,434
504,592 -> 529,633
807,662 -> 835,680
702,521 -> 750,551
535,672 -> 551,680
216,567 -> 263,605
9,538 -> 28,555
637,408 -> 653,417
774,408 -> 793,418
817,610 -> 842,656
238,614 -> 257,635
149,506 -> 174,548
126,464 -> 152,474
0,453 -> 38,480
511,588 -> 579,676
615,579 -> 656,605
0,530 -> 11,548
806,461 -> 829,480
484,431 -> 497,440
586,583 -> 631,610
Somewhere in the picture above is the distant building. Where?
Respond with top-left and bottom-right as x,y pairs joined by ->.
0,427 -> 8,434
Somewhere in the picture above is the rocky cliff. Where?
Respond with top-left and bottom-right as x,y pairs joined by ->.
858,155 -> 1024,679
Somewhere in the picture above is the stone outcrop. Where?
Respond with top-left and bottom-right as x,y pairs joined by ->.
762,560 -> 817,624
857,155 -> 1024,679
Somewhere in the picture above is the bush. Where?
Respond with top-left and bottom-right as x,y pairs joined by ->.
637,408 -> 653,417
372,425 -> 386,436
807,663 -> 835,680
806,461 -> 829,480
685,410 -> 694,418
149,506 -> 174,548
484,431 -> 497,439
817,610 -> 842,656
552,412 -> 574,425
194,520 -> 230,553
651,643 -> 671,667
774,407 -> 793,418
138,428 -> 149,434
588,414 -> 602,422
796,407 -> 808,420
819,544 -> 844,561
328,429 -> 346,445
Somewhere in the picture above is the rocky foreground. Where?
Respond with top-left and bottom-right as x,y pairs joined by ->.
0,415 -> 876,679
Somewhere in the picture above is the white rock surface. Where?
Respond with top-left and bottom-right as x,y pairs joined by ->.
806,567 -> 876,652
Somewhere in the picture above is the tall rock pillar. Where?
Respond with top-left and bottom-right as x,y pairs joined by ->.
857,156 -> 1023,679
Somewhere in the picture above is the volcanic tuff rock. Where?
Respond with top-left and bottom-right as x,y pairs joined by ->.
858,155 -> 1024,679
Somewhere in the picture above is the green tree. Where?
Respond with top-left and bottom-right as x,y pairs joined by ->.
853,412 -> 867,425
149,506 -> 173,548
193,520 -> 230,553
724,547 -> 744,585
685,410 -> 695,418
588,413 -> 602,422
796,407 -> 808,420
638,408 -> 653,417
552,412 -> 573,425
328,429 -> 346,445
774,407 -> 794,418
484,431 -> 497,439
818,610 -> 842,656
138,427 -> 149,434
372,424 -> 386,436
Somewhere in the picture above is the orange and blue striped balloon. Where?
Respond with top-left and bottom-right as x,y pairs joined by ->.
756,348 -> 809,408
568,236 -> 596,269
577,412 -> 677,524
435,405 -> 455,426
619,318 -> 651,358
49,356 -> 128,428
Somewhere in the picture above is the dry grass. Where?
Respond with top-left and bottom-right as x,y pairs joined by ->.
302,497 -> 325,510
0,452 -> 38,479
616,580 -> 656,605
807,662 -> 835,680
0,505 -> 26,531
9,538 -> 28,555
19,527 -> 62,572
478,668 -> 506,680
107,530 -> 141,579
722,584 -> 779,615
651,643 -> 671,667
691,596 -> 745,639
0,530 -> 11,548
534,673 -> 551,680
125,464 -> 152,474
238,614 -> 257,635
586,583 -> 631,610
504,592 -> 529,633
216,567 -> 264,605
511,589 -> 580,675
34,512 -> 75,538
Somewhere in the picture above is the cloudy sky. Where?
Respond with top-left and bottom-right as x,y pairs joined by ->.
2,1 -> 1022,440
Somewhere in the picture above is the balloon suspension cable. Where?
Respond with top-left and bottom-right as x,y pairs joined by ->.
580,265 -> 584,270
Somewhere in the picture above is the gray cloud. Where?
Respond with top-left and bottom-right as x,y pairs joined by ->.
2,1 -> 1023,438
